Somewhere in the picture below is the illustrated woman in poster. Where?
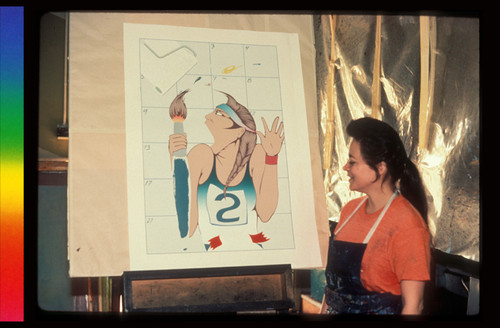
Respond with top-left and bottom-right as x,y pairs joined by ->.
168,90 -> 285,251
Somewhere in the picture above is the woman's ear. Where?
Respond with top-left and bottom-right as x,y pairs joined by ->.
376,161 -> 388,177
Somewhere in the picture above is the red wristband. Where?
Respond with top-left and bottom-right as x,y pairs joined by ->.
265,154 -> 278,165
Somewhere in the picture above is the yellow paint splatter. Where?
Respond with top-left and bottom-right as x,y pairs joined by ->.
222,65 -> 242,74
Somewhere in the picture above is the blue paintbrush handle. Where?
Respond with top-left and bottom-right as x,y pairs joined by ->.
172,121 -> 189,238
174,158 -> 189,238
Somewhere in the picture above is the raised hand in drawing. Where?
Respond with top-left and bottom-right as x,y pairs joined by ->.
256,116 -> 285,157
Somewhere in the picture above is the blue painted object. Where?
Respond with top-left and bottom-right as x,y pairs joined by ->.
174,158 -> 189,238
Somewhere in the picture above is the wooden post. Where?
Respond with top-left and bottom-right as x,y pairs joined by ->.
87,277 -> 93,312
418,16 -> 436,150
323,15 -> 337,170
371,15 -> 382,120
99,276 -> 112,312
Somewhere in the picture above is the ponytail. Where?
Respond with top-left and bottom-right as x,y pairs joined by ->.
400,158 -> 428,224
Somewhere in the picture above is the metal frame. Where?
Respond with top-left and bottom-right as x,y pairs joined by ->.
122,264 -> 294,313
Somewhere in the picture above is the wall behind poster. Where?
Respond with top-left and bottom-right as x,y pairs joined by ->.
67,12 -> 328,277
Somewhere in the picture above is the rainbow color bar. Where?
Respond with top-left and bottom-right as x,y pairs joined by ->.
0,7 -> 23,322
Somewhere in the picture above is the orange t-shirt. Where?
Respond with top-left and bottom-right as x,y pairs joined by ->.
334,194 -> 431,295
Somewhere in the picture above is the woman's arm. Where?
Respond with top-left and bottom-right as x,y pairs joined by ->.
400,280 -> 426,315
250,145 -> 279,222
185,144 -> 213,237
250,117 -> 284,222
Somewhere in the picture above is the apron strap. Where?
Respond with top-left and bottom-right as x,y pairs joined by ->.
362,190 -> 399,244
334,196 -> 367,235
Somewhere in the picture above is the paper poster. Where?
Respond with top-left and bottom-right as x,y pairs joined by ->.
123,23 -> 321,270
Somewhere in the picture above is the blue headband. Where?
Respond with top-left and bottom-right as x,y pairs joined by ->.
216,104 -> 256,133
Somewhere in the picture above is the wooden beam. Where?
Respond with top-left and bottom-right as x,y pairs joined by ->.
322,15 -> 337,171
38,159 -> 68,171
418,16 -> 436,150
371,15 -> 382,120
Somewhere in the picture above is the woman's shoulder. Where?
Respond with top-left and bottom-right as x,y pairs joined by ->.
388,195 -> 427,230
188,143 -> 213,158
187,144 -> 214,170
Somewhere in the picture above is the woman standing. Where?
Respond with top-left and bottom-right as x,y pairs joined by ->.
321,117 -> 431,315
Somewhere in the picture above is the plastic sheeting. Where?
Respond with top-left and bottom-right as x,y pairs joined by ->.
314,15 -> 479,261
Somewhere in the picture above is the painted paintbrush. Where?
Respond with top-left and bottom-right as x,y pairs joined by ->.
169,90 -> 190,238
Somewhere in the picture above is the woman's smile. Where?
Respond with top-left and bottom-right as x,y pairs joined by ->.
343,140 -> 378,193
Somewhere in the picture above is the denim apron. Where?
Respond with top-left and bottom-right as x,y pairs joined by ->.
325,191 -> 402,314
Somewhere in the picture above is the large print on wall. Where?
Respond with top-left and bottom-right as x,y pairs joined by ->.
123,23 -> 321,271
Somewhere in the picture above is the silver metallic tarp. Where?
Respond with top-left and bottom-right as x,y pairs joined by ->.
314,15 -> 479,261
